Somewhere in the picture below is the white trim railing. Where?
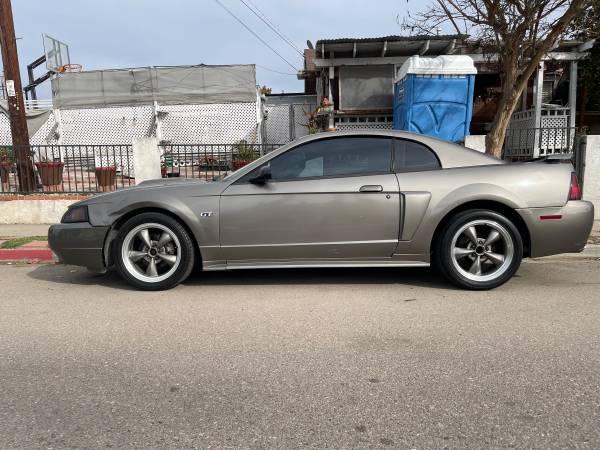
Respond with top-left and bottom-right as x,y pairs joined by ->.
24,99 -> 53,110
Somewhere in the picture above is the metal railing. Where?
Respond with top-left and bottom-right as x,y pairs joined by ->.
1,143 -> 283,195
503,127 -> 576,160
159,143 -> 281,180
1,145 -> 134,194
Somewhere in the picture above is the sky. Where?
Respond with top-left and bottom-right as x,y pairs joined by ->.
6,0 -> 432,98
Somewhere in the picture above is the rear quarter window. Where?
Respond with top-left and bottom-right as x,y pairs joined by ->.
394,139 -> 441,173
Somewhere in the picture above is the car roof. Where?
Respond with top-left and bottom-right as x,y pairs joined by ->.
287,130 -> 504,168
226,130 -> 503,183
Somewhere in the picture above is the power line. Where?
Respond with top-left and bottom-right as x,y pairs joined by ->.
213,0 -> 298,72
238,0 -> 304,57
256,64 -> 297,76
244,0 -> 303,55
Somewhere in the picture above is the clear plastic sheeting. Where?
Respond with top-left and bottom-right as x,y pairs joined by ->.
339,65 -> 395,110
52,65 -> 258,109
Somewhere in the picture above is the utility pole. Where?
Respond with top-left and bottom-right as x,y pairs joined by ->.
0,0 -> 35,192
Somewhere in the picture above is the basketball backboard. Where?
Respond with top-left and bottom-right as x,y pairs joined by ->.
43,34 -> 70,73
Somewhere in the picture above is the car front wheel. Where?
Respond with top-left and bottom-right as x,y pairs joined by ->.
435,209 -> 523,290
114,213 -> 195,290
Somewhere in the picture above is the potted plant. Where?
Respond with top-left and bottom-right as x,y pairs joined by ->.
231,140 -> 257,170
199,155 -> 228,171
95,166 -> 117,192
0,148 -> 14,192
161,151 -> 178,178
304,107 -> 324,135
35,157 -> 64,192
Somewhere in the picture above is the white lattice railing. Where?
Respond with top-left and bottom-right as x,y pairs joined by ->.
505,106 -> 573,158
334,114 -> 393,132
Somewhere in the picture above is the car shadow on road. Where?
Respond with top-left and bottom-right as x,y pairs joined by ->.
27,265 -> 131,289
27,263 -> 455,291
184,266 -> 454,290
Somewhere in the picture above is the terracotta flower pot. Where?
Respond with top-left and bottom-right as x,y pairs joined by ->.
35,162 -> 64,192
231,159 -> 253,170
95,166 -> 117,192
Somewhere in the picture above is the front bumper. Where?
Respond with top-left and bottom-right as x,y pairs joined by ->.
48,223 -> 109,271
517,200 -> 595,258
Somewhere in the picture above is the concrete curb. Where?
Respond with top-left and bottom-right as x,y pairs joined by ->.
0,248 -> 54,263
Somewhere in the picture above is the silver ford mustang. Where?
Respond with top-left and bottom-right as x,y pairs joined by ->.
49,131 -> 594,291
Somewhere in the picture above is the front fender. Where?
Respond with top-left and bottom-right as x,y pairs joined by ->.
88,192 -> 221,265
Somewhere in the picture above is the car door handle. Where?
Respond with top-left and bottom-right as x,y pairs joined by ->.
359,185 -> 383,193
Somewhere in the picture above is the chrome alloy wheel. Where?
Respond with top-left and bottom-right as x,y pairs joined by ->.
450,219 -> 514,283
121,223 -> 182,283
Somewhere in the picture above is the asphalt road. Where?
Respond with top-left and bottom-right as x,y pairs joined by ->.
1,259 -> 599,449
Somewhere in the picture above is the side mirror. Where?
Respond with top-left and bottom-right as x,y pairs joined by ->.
249,165 -> 271,184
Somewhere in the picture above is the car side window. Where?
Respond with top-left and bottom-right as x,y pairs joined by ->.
264,137 -> 392,181
394,139 -> 441,172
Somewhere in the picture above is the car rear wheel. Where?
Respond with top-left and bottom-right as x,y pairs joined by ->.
114,213 -> 195,290
435,210 -> 523,290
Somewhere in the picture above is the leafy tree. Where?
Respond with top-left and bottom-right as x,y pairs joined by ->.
403,0 -> 590,157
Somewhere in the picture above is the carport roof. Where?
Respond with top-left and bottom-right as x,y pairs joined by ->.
315,34 -> 467,59
311,35 -> 594,68
316,34 -> 466,45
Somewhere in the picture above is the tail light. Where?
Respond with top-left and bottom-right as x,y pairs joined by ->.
569,172 -> 582,201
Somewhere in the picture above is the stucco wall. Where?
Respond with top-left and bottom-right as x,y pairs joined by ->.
464,135 -> 486,153
0,199 -> 79,224
583,135 -> 600,219
132,137 -> 161,183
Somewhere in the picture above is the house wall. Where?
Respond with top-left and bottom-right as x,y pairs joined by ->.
584,135 -> 600,219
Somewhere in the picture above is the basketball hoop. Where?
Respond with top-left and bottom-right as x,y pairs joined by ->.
57,63 -> 83,73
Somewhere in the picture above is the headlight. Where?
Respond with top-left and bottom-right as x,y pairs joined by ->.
61,205 -> 89,223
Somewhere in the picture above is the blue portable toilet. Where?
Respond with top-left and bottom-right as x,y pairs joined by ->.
393,55 -> 477,143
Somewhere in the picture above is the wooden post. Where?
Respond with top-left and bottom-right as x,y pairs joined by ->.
0,0 -> 35,192
532,61 -> 544,158
568,61 -> 578,134
328,51 -> 335,131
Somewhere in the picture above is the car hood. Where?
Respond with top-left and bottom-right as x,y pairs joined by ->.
77,177 -> 224,206
137,177 -> 210,188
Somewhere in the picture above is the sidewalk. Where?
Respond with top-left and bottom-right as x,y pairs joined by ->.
0,224 -> 53,264
0,224 -> 51,239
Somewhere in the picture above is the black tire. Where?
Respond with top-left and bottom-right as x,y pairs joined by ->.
113,212 -> 196,290
434,209 -> 523,290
